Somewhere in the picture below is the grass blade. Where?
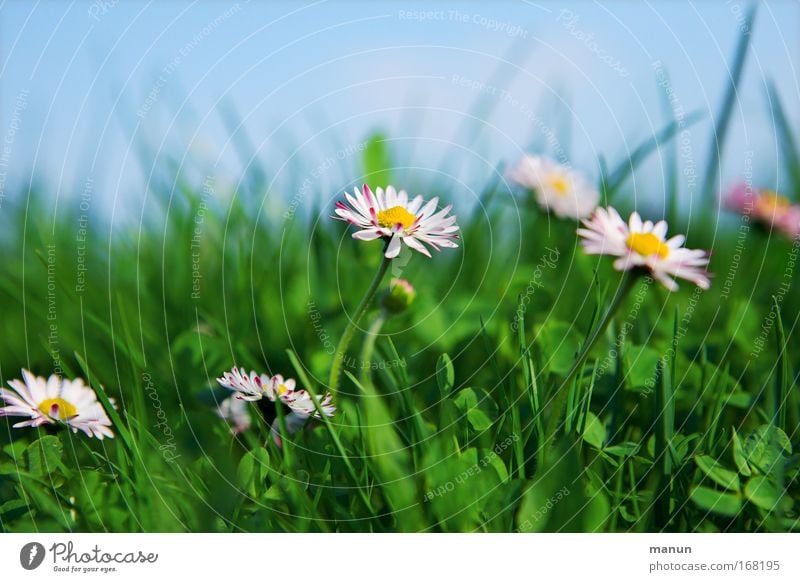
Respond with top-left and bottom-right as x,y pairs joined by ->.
701,3 -> 758,203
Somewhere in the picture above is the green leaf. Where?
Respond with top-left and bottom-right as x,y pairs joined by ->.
744,476 -> 782,511
623,345 -> 662,389
453,388 -> 496,431
436,353 -> 455,396
689,486 -> 742,517
604,442 -> 641,457
538,321 -> 582,375
581,412 -> 606,449
25,436 -> 63,476
237,448 -> 270,497
695,455 -> 741,491
743,425 -> 792,475
423,446 -> 502,531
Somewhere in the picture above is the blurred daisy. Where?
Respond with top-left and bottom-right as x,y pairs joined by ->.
778,206 -> 800,239
217,368 -> 335,419
508,155 -> 599,219
215,395 -> 251,434
725,183 -> 800,239
578,207 -> 711,291
333,184 -> 459,259
0,369 -> 114,439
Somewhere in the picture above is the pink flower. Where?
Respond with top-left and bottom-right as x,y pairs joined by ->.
725,183 -> 800,239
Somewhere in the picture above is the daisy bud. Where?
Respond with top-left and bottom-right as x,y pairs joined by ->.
381,278 -> 416,314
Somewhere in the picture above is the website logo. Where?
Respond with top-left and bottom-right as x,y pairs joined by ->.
20,542 -> 46,570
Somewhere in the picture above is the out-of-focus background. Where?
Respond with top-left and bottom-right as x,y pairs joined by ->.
1,1 -> 798,220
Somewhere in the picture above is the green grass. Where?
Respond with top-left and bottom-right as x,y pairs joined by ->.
2,30 -> 799,533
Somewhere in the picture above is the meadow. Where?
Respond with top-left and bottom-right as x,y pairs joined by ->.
1,13 -> 799,534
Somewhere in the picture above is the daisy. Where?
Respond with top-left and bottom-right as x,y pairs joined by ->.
0,369 -> 114,439
282,389 -> 336,418
577,207 -> 711,291
333,184 -> 460,259
725,183 -> 800,239
508,155 -> 599,219
215,395 -> 251,434
217,368 -> 335,419
216,367 -> 271,401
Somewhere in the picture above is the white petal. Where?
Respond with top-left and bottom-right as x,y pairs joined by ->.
385,235 -> 402,258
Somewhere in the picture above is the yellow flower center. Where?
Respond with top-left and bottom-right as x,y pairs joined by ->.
756,191 -> 790,217
377,206 -> 416,229
38,398 -> 78,420
627,232 -> 670,259
549,174 -> 571,196
278,384 -> 288,395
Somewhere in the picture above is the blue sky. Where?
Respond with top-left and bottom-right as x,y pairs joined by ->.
1,1 -> 798,218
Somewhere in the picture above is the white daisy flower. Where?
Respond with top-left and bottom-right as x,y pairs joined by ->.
215,395 -> 251,434
0,369 -> 114,440
217,368 -> 335,419
216,367 -> 271,401
264,374 -> 298,403
577,207 -> 711,291
282,389 -> 336,418
508,155 -> 599,219
333,184 -> 460,259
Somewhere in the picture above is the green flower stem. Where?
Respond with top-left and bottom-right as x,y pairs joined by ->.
359,312 -> 386,386
542,272 -> 638,459
328,254 -> 392,395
